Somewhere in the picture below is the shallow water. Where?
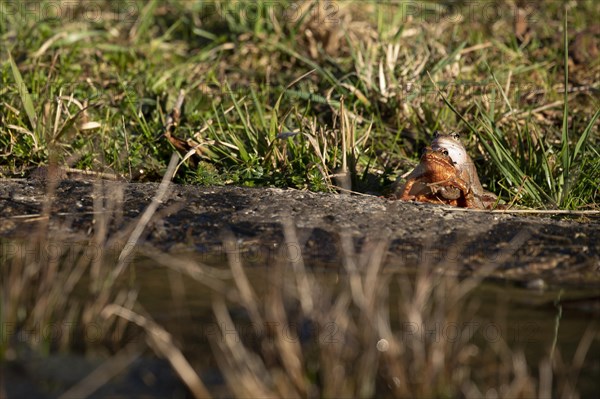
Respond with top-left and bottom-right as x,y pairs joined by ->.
131,254 -> 600,397
3,252 -> 599,398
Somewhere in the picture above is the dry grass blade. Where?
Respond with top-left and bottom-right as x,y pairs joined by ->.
61,167 -> 120,180
101,304 -> 212,399
110,153 -> 178,282
57,343 -> 143,399
501,352 -> 537,398
285,68 -> 317,90
140,247 -> 232,293
222,230 -> 263,327
265,261 -> 307,397
363,238 -> 389,309
166,89 -> 185,133
568,325 -> 598,391
340,231 -> 368,309
211,297 -> 278,399
281,216 -> 314,314
538,357 -> 553,399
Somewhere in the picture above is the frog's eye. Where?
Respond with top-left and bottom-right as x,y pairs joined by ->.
451,132 -> 460,140
442,150 -> 449,156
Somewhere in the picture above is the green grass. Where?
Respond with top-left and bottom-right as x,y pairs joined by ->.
1,0 -> 599,208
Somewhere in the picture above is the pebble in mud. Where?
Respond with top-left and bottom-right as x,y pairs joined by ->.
526,278 -> 547,290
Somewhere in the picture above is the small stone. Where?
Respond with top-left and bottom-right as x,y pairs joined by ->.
526,278 -> 546,290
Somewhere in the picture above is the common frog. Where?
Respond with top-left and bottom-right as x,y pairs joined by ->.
396,147 -> 481,208
431,131 -> 499,209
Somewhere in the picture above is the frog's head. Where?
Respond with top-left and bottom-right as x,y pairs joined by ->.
431,131 -> 469,166
420,146 -> 456,169
433,131 -> 460,141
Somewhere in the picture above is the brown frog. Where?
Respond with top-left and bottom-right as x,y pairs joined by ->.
396,147 -> 481,208
431,131 -> 499,209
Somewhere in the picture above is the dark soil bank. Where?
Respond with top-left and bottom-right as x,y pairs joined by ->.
1,179 -> 599,288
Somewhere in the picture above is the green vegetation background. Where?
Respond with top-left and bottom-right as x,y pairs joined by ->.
1,0 -> 599,209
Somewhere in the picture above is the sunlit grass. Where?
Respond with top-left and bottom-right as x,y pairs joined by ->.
1,1 -> 599,205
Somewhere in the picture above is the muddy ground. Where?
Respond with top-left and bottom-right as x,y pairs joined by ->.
1,178 -> 599,288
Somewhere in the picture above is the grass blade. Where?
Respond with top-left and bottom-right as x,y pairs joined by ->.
8,50 -> 37,131
559,7 -> 570,205
572,107 -> 600,164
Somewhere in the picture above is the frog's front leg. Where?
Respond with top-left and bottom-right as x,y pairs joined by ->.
463,191 -> 485,209
454,177 -> 486,209
441,177 -> 485,209
398,178 -> 418,200
454,178 -> 490,209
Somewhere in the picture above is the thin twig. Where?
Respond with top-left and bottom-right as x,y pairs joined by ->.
330,185 -> 376,197
499,100 -> 564,121
165,89 -> 186,135
62,167 -> 121,180
439,207 -> 600,215
162,90 -> 195,158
